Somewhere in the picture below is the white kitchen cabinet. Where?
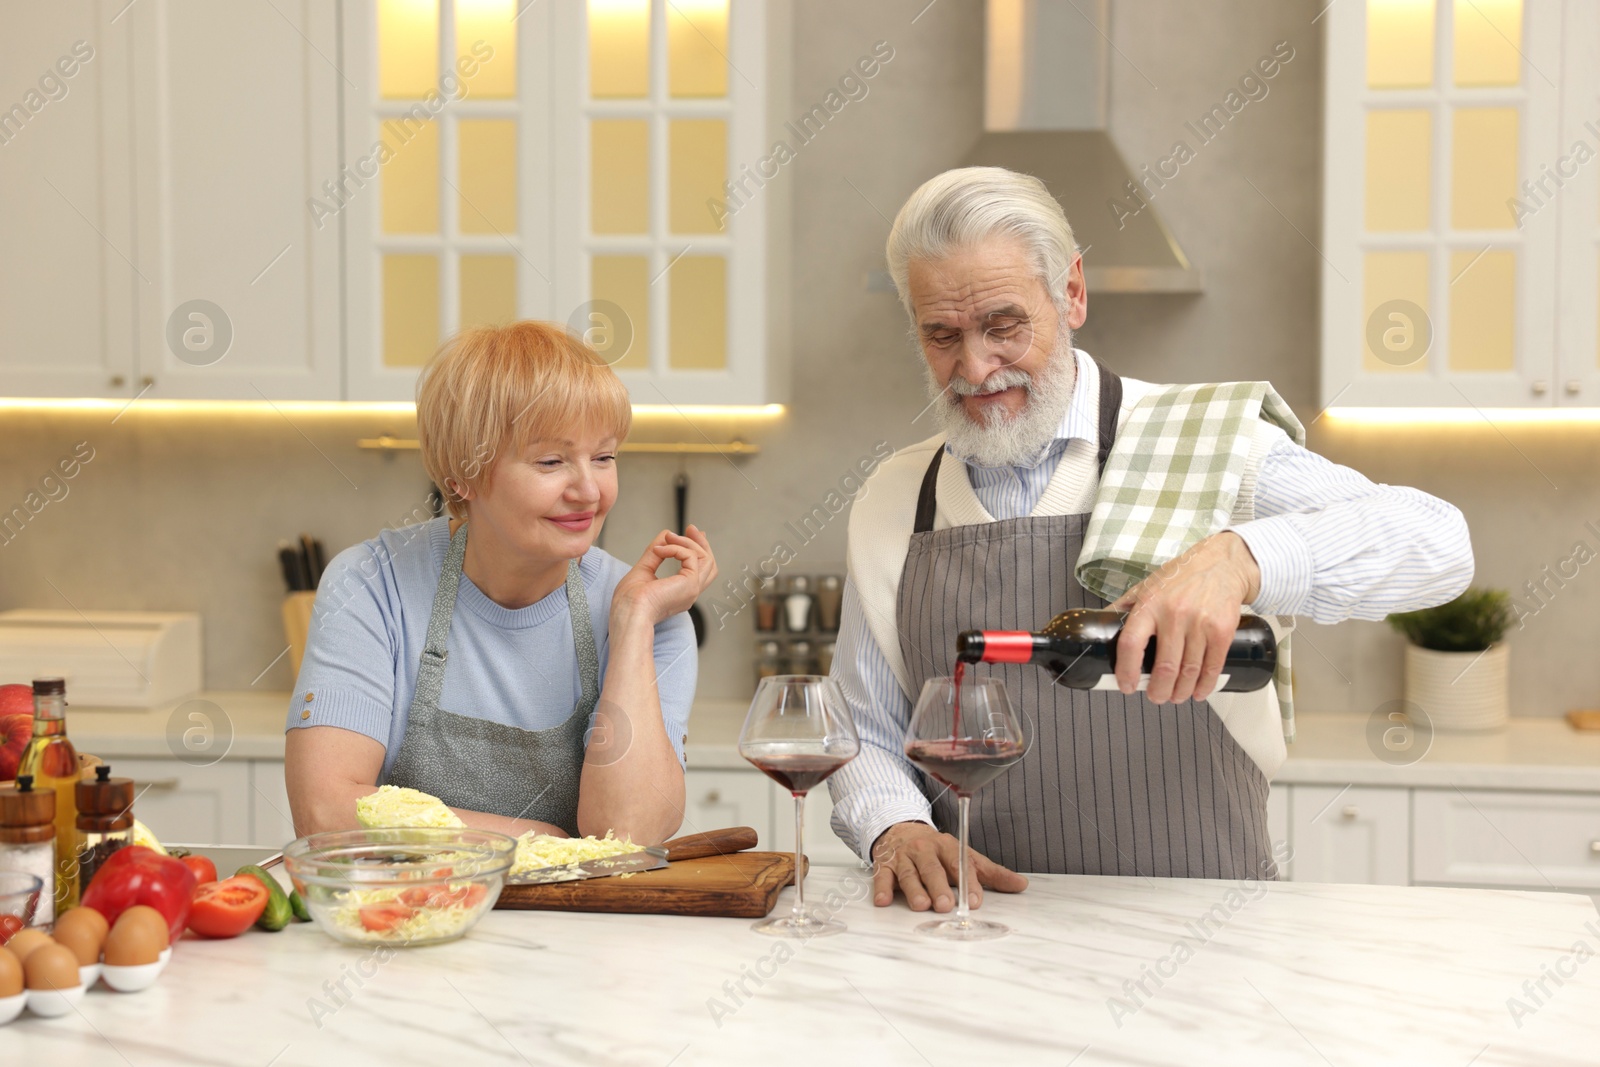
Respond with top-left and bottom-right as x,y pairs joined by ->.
250,760 -> 297,849
1266,784 -> 1291,880
682,767 -> 773,849
1288,785 -> 1410,885
125,0 -> 343,400
116,756 -> 253,846
340,0 -> 790,404
1320,0 -> 1589,408
1413,788 -> 1600,891
769,783 -> 864,868
0,1 -> 137,398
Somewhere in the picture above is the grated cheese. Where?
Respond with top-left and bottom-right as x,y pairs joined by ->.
511,830 -> 642,878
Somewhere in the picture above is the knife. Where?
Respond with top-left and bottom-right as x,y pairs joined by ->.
506,825 -> 759,886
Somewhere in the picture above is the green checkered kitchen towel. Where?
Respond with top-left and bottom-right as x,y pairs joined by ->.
1075,380 -> 1304,741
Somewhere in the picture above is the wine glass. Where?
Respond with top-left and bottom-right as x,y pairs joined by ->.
738,675 -> 860,938
903,673 -> 1024,940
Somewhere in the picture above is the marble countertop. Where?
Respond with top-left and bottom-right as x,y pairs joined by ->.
65,694 -> 1600,792
6,869 -> 1598,1065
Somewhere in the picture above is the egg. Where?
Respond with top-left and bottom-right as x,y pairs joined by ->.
104,906 -> 167,967
4,928 -> 53,964
23,943 -> 81,992
52,907 -> 107,966
0,946 -> 21,997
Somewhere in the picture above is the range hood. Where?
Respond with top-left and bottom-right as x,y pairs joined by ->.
964,0 -> 1202,293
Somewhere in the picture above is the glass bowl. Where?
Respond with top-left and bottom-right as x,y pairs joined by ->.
283,828 -> 516,948
0,872 -> 43,938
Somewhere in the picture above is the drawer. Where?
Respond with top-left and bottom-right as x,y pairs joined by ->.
1289,785 -> 1410,885
114,758 -> 252,846
1413,789 -> 1600,890
682,768 -> 773,849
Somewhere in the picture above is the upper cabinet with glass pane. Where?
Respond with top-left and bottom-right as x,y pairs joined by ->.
1319,0 -> 1600,407
342,0 -> 790,404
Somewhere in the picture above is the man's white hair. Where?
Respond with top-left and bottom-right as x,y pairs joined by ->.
885,166 -> 1080,322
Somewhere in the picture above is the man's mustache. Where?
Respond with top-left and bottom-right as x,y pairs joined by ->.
946,368 -> 1034,400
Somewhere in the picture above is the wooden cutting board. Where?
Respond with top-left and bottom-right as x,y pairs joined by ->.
495,850 -> 797,918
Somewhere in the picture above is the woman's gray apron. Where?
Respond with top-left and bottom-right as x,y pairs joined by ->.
896,363 -> 1275,879
383,523 -> 597,834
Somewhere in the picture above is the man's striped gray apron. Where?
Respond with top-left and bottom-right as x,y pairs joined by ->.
384,522 -> 596,834
896,363 -> 1274,879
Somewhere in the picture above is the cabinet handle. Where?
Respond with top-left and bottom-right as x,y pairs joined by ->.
140,375 -> 156,388
1532,380 -> 1549,396
1566,380 -> 1582,396
1341,805 -> 1359,820
135,778 -> 181,792
703,789 -> 721,805
1590,840 -> 1600,855
110,374 -> 126,388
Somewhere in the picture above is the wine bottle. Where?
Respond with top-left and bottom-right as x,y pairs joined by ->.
955,609 -> 1277,693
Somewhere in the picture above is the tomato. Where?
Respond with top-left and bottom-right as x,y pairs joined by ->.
81,845 -> 197,944
358,902 -> 415,932
187,877 -> 269,939
400,886 -> 470,909
180,855 -> 218,886
463,884 -> 487,909
0,914 -> 23,945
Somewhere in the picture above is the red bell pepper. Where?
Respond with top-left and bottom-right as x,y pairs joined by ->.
81,845 -> 197,943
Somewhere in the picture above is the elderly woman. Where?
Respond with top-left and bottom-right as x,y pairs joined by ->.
285,321 -> 715,843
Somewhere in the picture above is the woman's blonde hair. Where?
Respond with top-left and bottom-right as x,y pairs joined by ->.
416,320 -> 632,517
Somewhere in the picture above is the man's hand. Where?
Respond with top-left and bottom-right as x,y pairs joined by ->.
1108,531 -> 1262,705
870,822 -> 1029,911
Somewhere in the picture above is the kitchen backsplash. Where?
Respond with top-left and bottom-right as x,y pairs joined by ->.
4,0 -> 1595,719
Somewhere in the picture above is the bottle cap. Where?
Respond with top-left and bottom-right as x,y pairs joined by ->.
76,764 -> 136,818
819,575 -> 841,590
32,677 -> 65,696
785,575 -> 812,593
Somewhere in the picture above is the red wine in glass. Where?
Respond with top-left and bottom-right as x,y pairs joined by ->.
905,738 -> 1024,795
747,751 -> 851,795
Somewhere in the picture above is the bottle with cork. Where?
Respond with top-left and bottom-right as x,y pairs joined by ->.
0,775 -> 57,926
76,765 -> 135,894
18,677 -> 80,909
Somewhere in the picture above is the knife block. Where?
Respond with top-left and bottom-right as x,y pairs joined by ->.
281,592 -> 317,678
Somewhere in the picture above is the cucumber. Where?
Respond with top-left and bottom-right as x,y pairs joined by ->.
289,888 -> 311,922
236,864 -> 293,932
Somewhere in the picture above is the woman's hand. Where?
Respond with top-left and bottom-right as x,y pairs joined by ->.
611,524 -> 717,627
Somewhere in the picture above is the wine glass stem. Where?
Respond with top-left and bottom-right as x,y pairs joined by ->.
791,792 -> 806,924
956,793 -> 971,926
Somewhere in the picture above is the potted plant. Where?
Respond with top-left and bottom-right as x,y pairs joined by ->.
1388,589 -> 1513,732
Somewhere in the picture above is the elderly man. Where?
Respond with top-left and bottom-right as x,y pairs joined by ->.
828,167 -> 1473,913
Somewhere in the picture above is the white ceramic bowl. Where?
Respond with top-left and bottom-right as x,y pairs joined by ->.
101,961 -> 161,993
78,963 -> 102,989
0,992 -> 25,1025
156,946 -> 171,973
26,984 -> 85,1017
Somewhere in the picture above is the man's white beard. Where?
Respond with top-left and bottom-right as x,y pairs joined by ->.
923,335 -> 1078,468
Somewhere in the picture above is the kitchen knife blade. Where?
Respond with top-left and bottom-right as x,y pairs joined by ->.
504,826 -> 759,886
507,845 -> 669,885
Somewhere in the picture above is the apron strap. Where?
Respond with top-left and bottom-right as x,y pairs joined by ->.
1093,356 -> 1123,476
912,359 -> 1126,535
564,558 -> 602,716
413,521 -> 471,708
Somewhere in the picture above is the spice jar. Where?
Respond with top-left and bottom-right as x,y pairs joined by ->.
0,775 -> 57,926
783,575 -> 815,633
816,575 -> 843,632
754,577 -> 781,633
786,639 -> 818,676
818,639 -> 837,676
75,764 -> 135,896
755,640 -> 784,688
